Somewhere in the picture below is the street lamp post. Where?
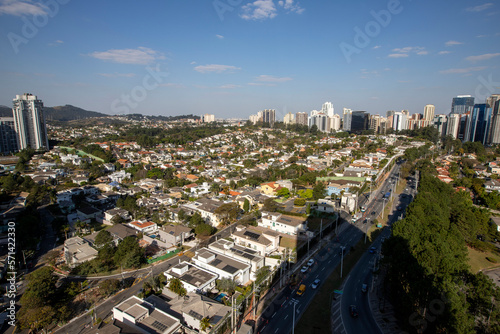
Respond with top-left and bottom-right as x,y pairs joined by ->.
340,246 -> 345,278
291,299 -> 298,334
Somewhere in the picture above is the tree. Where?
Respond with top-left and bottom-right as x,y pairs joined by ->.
276,187 -> 290,198
306,203 -> 311,215
189,212 -> 204,228
255,266 -> 271,283
200,317 -> 212,332
216,278 -> 237,295
214,202 -> 240,225
195,223 -> 214,236
114,236 -> 144,268
168,277 -> 187,296
99,279 -> 120,297
94,230 -> 113,248
111,215 -> 126,225
43,250 -> 60,266
20,267 -> 57,308
312,182 -> 326,200
263,198 -> 279,212
243,198 -> 250,212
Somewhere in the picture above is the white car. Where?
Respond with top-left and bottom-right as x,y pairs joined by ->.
311,279 -> 321,289
301,266 -> 308,273
307,259 -> 315,267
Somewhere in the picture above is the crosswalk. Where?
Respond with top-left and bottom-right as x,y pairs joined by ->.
330,292 -> 346,334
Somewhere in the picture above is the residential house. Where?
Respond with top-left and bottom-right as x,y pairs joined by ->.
103,207 -> 131,225
192,248 -> 251,285
485,179 -> 500,193
112,296 -> 181,334
341,192 -> 358,212
168,292 -> 231,332
128,220 -> 158,234
158,224 -> 193,248
163,262 -> 217,294
64,236 -> 98,268
109,170 -> 131,183
260,182 -> 282,196
317,198 -> 336,213
258,212 -> 308,236
231,225 -> 280,256
76,205 -> 102,223
208,239 -> 265,280
107,224 -> 138,246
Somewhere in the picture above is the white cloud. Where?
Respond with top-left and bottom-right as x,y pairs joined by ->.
445,40 -> 463,47
388,53 -> 409,58
89,47 -> 165,65
466,3 -> 494,12
241,0 -> 277,20
216,34 -> 224,39
439,66 -> 487,74
194,64 -> 241,73
389,46 -> 427,58
98,73 -> 136,78
465,53 -> 500,62
372,45 -> 382,49
255,74 -> 292,82
438,51 -> 451,55
0,0 -> 47,16
278,0 -> 304,14
48,40 -> 63,46
190,61 -> 197,65
220,84 -> 241,89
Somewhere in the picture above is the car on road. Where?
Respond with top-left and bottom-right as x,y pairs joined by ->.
361,284 -> 367,293
349,305 -> 359,318
307,259 -> 315,267
371,211 -> 377,215
297,284 -> 306,296
369,246 -> 377,254
311,279 -> 321,289
301,266 -> 308,273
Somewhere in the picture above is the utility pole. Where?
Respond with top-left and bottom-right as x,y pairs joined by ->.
291,299 -> 298,334
335,213 -> 339,235
364,220 -> 368,243
340,246 -> 345,278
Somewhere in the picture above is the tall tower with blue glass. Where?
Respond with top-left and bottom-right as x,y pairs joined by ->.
467,104 -> 492,145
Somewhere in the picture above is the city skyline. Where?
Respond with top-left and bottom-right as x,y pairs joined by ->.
0,0 -> 499,118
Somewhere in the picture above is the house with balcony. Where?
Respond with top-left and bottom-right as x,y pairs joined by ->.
258,212 -> 308,236
64,236 -> 98,268
231,225 -> 280,256
192,248 -> 251,285
163,262 -> 217,294
128,220 -> 158,234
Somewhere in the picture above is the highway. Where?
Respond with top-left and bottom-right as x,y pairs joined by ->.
340,166 -> 417,334
256,161 -> 407,334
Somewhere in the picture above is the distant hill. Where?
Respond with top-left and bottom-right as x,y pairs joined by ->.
0,104 -> 108,121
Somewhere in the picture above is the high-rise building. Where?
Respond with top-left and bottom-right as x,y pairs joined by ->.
392,111 -> 408,132
451,95 -> 475,115
283,112 -> 295,124
321,102 -> 334,118
487,97 -> 500,144
433,114 -> 447,137
350,111 -> 369,134
295,112 -> 308,126
343,108 -> 352,131
467,104 -> 492,144
261,109 -> 275,125
446,113 -> 460,139
308,113 -> 328,132
423,105 -> 435,127
12,93 -> 49,150
202,114 -> 215,123
0,117 -> 19,154
457,113 -> 470,142
329,114 -> 341,132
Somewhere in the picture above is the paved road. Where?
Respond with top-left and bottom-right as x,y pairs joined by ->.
53,254 -> 189,334
340,166 -> 417,334
256,161 -> 404,334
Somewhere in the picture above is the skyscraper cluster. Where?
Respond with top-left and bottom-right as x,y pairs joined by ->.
249,109 -> 276,126
0,93 -> 49,154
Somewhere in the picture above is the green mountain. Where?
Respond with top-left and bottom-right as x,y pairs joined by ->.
0,104 -> 108,121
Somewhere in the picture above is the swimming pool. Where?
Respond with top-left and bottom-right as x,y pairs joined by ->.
214,293 -> 227,302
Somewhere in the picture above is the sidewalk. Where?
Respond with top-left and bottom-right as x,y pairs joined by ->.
368,266 -> 402,333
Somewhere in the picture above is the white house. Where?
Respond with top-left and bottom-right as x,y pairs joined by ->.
192,248 -> 251,285
128,220 -> 158,234
164,262 -> 217,294
231,225 -> 280,256
258,212 -> 308,236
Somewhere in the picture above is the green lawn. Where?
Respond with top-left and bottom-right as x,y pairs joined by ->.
295,239 -> 371,334
468,247 -> 500,273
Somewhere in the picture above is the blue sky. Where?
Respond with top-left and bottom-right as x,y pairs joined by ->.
0,0 -> 499,119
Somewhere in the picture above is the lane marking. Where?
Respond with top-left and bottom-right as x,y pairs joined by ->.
272,312 -> 276,318
284,315 -> 288,320
275,328 -> 280,333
